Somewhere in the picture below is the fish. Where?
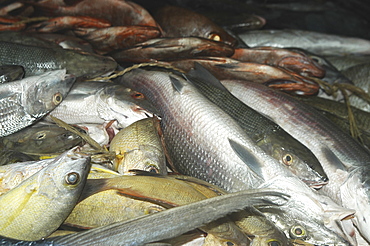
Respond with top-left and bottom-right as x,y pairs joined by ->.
219,79 -> 370,243
0,149 -> 33,166
325,55 -> 370,71
119,67 -> 272,193
163,57 -> 320,95
65,174 -> 252,245
187,63 -> 328,187
109,117 -> 167,175
172,174 -> 292,246
0,40 -> 117,79
0,157 -> 61,195
51,188 -> 289,246
0,148 -> 91,241
118,68 -> 351,244
110,37 -> 235,63
341,62 -> 370,112
153,5 -> 237,46
32,0 -> 161,28
0,65 -> 24,83
27,16 -> 112,33
238,29 -> 370,56
45,81 -> 155,129
0,69 -> 75,137
294,96 -> 370,149
73,26 -> 161,54
230,47 -> 325,78
0,122 -> 84,156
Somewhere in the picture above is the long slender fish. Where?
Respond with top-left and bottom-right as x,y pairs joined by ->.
118,68 -> 351,245
0,148 -> 91,241
0,41 -> 117,79
0,69 -> 75,137
187,63 -> 327,187
45,81 -> 155,129
219,79 -> 370,243
119,67 -> 276,193
238,29 -> 370,56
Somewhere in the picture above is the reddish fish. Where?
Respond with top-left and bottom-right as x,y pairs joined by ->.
164,57 -> 320,95
231,47 -> 325,78
32,0 -> 160,28
110,37 -> 235,63
73,26 -> 161,54
27,16 -> 112,33
154,5 -> 237,46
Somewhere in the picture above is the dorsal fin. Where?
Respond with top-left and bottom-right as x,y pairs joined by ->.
169,74 -> 184,94
228,138 -> 264,179
187,62 -> 227,91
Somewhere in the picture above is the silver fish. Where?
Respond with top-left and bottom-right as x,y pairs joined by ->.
0,40 -> 117,79
45,81 -> 155,129
51,189 -> 289,246
0,147 -> 91,241
0,65 -> 24,83
0,69 -> 75,137
238,29 -> 370,56
220,79 -> 370,243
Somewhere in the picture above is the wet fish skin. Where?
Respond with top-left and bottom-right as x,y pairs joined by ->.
0,65 -> 24,83
219,79 -> 370,243
65,174 -> 251,245
46,81 -> 155,129
0,148 -> 91,241
0,123 -> 84,155
109,117 -> 167,175
187,64 -> 328,187
52,189 -> 289,246
238,29 -> 370,56
0,41 -> 117,79
154,5 -> 237,46
0,69 -> 75,137
0,149 -> 33,166
110,37 -> 235,63
341,62 -> 370,113
231,47 -> 325,78
119,68 -> 273,193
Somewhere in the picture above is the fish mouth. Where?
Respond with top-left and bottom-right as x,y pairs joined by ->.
302,179 -> 329,190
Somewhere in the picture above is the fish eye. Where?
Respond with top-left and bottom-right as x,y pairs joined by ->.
289,225 -> 307,239
283,154 -> 293,166
208,32 -> 221,42
35,131 -> 46,140
225,242 -> 234,246
65,172 -> 80,185
267,240 -> 281,246
131,91 -> 145,99
53,92 -> 63,105
146,165 -> 159,173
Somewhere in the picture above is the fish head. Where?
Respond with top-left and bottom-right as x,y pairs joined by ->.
260,177 -> 352,245
203,232 -> 249,246
250,233 -> 293,246
258,133 -> 328,188
24,70 -> 75,117
45,148 -> 91,197
114,147 -> 166,175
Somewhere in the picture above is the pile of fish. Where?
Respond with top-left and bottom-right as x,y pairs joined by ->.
1,0 -> 370,245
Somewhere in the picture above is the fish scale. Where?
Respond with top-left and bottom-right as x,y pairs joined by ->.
120,68 -> 285,193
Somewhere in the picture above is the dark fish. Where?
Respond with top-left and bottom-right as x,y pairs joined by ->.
0,65 -> 24,83
110,37 -> 234,63
187,63 -> 328,187
154,5 -> 237,46
0,123 -> 84,155
0,41 -> 117,79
